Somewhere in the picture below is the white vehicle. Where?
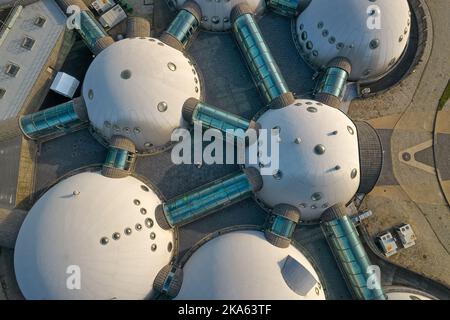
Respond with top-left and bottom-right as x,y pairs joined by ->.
376,232 -> 398,257
395,224 -> 416,249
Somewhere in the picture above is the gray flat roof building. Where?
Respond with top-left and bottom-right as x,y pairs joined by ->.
0,0 -> 66,120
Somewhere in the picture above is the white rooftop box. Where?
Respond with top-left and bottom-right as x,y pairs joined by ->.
99,4 -> 127,29
50,72 -> 80,98
91,0 -> 116,14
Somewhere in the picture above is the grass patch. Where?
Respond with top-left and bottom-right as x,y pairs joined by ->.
438,79 -> 450,111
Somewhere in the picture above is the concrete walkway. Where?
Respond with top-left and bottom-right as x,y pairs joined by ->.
349,0 -> 450,288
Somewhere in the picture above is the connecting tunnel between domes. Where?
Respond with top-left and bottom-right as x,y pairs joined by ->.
155,168 -> 263,230
314,57 -> 352,108
182,98 -> 260,140
321,204 -> 386,300
56,0 -> 113,55
160,0 -> 202,51
19,98 -> 89,140
101,136 -> 137,179
231,3 -> 295,108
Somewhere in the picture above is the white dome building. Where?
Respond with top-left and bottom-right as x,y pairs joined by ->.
245,99 -> 360,221
385,286 -> 437,300
175,230 -> 325,299
14,172 -> 174,300
174,0 -> 265,31
296,0 -> 411,81
82,37 -> 201,153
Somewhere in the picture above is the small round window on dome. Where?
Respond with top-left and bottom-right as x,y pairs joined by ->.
140,208 -> 147,215
301,31 -> 307,41
314,144 -> 326,155
306,41 -> 313,50
312,50 -> 318,57
273,170 -> 283,180
272,126 -> 281,133
328,37 -> 336,44
145,218 -> 154,228
135,223 -> 142,231
134,199 -> 141,206
141,185 -> 149,192
144,142 -> 153,148
370,39 -> 380,49
399,35 -> 404,42
299,24 -> 304,30
88,89 -> 94,100
347,126 -> 354,135
167,62 -> 177,71
112,232 -> 121,240
311,192 -> 322,201
317,21 -> 324,29
168,242 -> 173,252
157,101 -> 168,112
307,106 -> 318,113
150,232 -> 156,240
151,244 -> 157,251
134,127 -> 141,134
336,42 -> 344,50
211,16 -> 220,24
351,168 -> 358,179
120,69 -> 132,79
125,228 -> 132,235
100,237 -> 109,245
322,29 -> 329,37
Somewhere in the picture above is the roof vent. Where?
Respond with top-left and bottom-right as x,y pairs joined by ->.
281,255 -> 318,296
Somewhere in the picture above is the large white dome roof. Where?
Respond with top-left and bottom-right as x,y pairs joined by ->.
246,99 -> 360,221
82,37 -> 201,152
175,230 -> 325,299
176,0 -> 265,31
296,0 -> 411,81
14,172 -> 174,300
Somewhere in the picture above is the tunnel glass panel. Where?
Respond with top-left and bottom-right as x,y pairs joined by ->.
232,14 -> 289,104
20,101 -> 84,139
322,216 -> 386,300
270,216 -> 296,239
317,67 -> 348,98
164,172 -> 253,227
267,0 -> 301,17
79,10 -> 108,50
103,147 -> 133,171
193,102 -> 251,136
166,9 -> 198,47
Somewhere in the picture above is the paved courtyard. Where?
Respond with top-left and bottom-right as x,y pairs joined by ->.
0,0 -> 449,300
